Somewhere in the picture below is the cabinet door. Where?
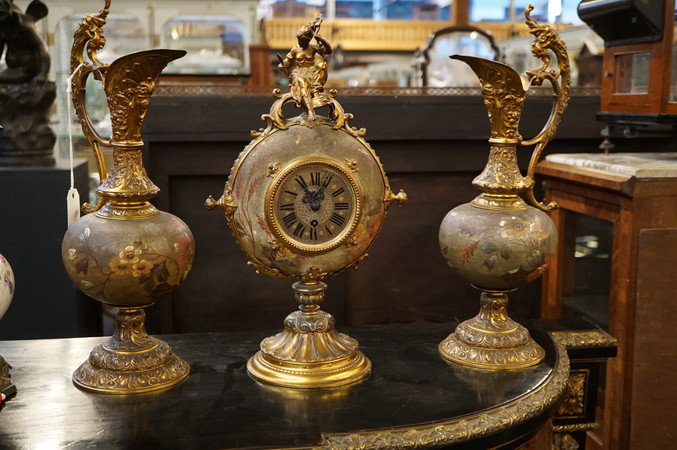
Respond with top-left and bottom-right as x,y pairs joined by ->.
558,211 -> 613,330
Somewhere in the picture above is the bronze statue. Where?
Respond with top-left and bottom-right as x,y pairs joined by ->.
0,355 -> 15,400
0,0 -> 50,83
0,0 -> 55,166
277,15 -> 332,121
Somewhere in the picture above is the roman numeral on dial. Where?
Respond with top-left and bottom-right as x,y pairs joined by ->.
295,176 -> 308,190
322,173 -> 333,188
293,223 -> 305,237
283,212 -> 297,228
330,213 -> 345,227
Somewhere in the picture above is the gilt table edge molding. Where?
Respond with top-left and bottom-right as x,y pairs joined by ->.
319,334 -> 570,448
550,329 -> 617,349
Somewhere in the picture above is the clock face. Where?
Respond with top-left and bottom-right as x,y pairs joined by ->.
267,158 -> 361,254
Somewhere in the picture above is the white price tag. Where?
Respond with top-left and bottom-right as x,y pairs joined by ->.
67,188 -> 81,226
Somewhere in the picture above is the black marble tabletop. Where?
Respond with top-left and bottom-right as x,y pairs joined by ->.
0,322 -> 565,449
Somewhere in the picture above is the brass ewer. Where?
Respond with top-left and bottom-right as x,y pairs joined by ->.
61,1 -> 194,393
438,6 -> 569,370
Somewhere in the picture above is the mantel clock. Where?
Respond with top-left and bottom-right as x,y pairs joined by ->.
206,15 -> 406,388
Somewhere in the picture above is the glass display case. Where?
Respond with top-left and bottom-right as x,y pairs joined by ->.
52,13 -> 250,167
615,51 -> 650,95
161,16 -> 249,76
581,0 -> 677,119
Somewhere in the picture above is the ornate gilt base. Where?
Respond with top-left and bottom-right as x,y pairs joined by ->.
247,281 -> 371,388
73,308 -> 189,394
439,291 -> 545,370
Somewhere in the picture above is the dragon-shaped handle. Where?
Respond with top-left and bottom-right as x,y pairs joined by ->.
69,0 -> 112,214
520,4 -> 570,212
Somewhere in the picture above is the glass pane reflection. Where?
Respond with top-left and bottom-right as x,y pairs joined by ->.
561,212 -> 612,330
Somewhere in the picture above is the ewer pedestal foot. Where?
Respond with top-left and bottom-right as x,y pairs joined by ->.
73,308 -> 189,394
439,291 -> 545,370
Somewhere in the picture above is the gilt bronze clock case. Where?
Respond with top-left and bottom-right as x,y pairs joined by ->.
206,17 -> 405,388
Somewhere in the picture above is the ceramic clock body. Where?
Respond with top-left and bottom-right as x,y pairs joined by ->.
224,121 -> 392,279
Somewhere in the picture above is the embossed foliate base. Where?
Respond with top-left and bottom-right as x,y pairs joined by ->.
72,308 -> 190,394
247,281 -> 371,388
438,332 -> 545,370
247,309 -> 372,388
0,355 -> 16,398
73,339 -> 190,394
438,291 -> 545,370
247,348 -> 371,388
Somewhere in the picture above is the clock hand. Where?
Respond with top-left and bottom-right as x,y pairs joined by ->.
302,187 -> 325,212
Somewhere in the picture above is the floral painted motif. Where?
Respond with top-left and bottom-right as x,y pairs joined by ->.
1,255 -> 13,297
3,270 -> 13,296
0,253 -> 14,319
455,213 -> 551,275
67,235 -> 191,301
440,204 -> 556,290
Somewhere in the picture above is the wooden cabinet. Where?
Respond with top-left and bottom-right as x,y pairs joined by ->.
537,153 -> 677,450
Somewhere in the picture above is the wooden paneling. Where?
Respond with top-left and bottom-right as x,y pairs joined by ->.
633,229 -> 677,448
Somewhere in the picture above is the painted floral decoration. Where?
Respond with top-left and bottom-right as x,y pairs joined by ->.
67,229 -> 194,302
1,254 -> 15,319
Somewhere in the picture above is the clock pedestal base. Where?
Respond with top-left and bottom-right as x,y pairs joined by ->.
247,281 -> 371,388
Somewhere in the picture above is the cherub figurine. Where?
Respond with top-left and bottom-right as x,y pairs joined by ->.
0,0 -> 50,83
278,15 -> 332,121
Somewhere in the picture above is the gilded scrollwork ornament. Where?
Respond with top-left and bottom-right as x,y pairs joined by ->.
205,186 -> 238,223
557,370 -> 587,417
551,330 -> 617,348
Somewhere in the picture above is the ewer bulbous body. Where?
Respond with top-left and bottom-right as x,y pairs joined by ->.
63,212 -> 194,308
439,201 -> 557,291
0,253 -> 14,319
62,23 -> 193,392
1,252 -> 15,399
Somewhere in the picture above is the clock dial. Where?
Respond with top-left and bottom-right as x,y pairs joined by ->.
267,158 -> 361,254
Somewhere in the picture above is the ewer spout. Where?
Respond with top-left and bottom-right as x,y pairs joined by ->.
104,49 -> 185,145
451,55 -> 527,144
